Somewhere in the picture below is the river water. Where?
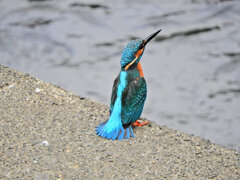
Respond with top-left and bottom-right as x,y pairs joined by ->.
0,0 -> 240,150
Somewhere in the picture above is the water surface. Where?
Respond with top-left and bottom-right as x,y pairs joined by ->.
0,0 -> 240,150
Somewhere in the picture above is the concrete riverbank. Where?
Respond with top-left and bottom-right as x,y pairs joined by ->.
0,64 -> 239,179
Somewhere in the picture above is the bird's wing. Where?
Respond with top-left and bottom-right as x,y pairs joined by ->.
121,77 -> 147,125
110,74 -> 120,114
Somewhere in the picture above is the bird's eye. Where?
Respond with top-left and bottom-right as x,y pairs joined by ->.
139,43 -> 144,50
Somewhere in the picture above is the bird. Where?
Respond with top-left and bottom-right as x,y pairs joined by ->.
96,29 -> 161,140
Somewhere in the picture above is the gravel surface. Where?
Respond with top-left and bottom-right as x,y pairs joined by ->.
0,64 -> 239,179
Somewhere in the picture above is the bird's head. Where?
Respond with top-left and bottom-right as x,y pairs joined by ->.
121,29 -> 161,70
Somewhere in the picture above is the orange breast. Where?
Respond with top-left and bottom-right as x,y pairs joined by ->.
137,62 -> 144,77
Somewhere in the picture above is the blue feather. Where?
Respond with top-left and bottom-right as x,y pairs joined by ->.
125,128 -> 130,139
96,71 -> 133,140
121,39 -> 144,68
129,126 -> 135,137
112,129 -> 119,140
117,128 -> 125,140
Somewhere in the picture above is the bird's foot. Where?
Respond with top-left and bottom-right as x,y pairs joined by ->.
132,120 -> 149,127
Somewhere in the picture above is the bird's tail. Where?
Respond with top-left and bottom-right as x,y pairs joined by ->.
96,95 -> 135,140
95,119 -> 135,140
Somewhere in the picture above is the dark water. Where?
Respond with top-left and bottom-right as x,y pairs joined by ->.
0,0 -> 240,150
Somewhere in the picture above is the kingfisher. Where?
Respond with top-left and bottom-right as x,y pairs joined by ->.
96,29 -> 161,140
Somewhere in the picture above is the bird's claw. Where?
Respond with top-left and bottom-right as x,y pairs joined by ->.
132,120 -> 149,127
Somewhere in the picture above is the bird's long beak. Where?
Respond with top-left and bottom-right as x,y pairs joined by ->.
144,29 -> 161,45
124,29 -> 161,71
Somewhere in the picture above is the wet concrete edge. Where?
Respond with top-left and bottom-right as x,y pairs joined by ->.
0,64 -> 239,179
